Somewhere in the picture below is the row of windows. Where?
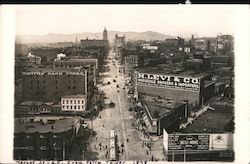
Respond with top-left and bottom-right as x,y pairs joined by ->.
30,80 -> 77,84
30,86 -> 77,90
17,107 -> 49,112
62,99 -> 84,104
28,74 -> 78,78
62,105 -> 84,110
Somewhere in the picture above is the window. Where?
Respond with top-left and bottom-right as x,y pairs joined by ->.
37,86 -> 40,89
74,100 -> 76,104
55,80 -> 58,84
68,86 -> 71,90
30,80 -> 33,84
74,106 -> 76,110
56,86 -> 57,90
82,100 -> 84,104
66,100 -> 69,104
63,100 -> 65,104
78,100 -> 80,104
66,106 -> 69,109
69,80 -> 71,84
70,106 -> 73,109
62,105 -> 65,109
73,86 -> 76,89
78,106 -> 80,109
43,80 -> 46,83
82,106 -> 84,109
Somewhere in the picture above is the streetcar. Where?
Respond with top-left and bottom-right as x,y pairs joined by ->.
110,130 -> 115,139
109,148 -> 116,161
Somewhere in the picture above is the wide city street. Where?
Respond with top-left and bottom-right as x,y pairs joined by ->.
85,49 -> 164,161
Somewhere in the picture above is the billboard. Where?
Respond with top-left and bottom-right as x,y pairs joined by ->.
209,133 -> 233,151
137,73 -> 200,92
168,134 -> 209,151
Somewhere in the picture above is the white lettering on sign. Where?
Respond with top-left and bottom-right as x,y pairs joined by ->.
137,73 -> 200,92
22,71 -> 85,76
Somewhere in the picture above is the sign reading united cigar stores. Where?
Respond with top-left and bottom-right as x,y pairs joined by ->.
137,73 -> 200,92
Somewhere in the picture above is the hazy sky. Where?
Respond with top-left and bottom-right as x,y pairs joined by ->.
15,5 -> 236,37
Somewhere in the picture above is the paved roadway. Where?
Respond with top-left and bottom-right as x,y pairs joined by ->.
87,52 -> 150,160
86,50 -> 163,161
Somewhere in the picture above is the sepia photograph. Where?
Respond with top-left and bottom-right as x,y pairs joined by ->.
0,4 -> 250,164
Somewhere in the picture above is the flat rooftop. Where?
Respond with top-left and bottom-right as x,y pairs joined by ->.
138,68 -> 208,78
61,94 -> 86,99
15,117 -> 79,134
140,94 -> 185,119
19,101 -> 53,106
54,58 -> 98,63
184,99 -> 234,133
22,67 -> 85,73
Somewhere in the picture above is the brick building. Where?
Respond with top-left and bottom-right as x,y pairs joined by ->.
21,67 -> 94,104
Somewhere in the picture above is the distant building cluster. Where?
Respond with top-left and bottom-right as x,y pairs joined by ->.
14,28 -> 234,161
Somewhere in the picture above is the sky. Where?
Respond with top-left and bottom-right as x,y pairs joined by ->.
14,5 -> 238,38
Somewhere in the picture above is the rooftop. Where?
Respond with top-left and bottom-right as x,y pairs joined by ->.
22,67 -> 85,73
140,94 -> 185,119
18,101 -> 53,106
61,94 -> 86,99
204,80 -> 215,88
184,99 -> 234,133
54,58 -> 98,63
138,69 -> 208,78
15,117 -> 80,134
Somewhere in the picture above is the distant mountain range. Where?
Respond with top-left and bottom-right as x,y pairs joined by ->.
16,31 -> 174,44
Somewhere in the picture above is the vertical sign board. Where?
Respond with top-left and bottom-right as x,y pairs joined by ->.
168,134 -> 209,151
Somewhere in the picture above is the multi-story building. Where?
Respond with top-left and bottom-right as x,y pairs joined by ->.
216,34 -> 233,56
14,117 -> 83,160
165,37 -> 185,47
30,47 -> 61,65
80,28 -> 108,50
53,58 -> 98,84
15,101 -> 53,116
61,94 -> 86,113
21,67 -> 94,104
114,34 -> 126,64
132,70 -> 212,109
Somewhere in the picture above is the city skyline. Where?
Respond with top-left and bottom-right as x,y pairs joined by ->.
15,5 -> 236,37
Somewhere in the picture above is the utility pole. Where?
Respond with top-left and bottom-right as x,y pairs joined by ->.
183,147 -> 186,162
63,141 -> 65,160
172,132 -> 175,162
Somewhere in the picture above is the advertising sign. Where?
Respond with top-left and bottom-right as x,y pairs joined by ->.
137,73 -> 200,92
209,133 -> 232,151
168,134 -> 209,151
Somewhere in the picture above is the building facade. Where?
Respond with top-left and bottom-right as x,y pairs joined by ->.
14,117 -> 82,160
21,67 -> 93,103
61,94 -> 86,113
133,70 -> 208,109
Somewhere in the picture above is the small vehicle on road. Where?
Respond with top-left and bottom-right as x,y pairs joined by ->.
117,90 -> 119,92
116,85 -> 119,88
113,79 -> 116,82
